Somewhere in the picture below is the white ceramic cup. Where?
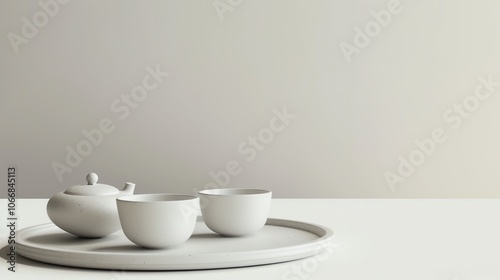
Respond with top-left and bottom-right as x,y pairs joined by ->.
116,194 -> 199,249
198,188 -> 272,236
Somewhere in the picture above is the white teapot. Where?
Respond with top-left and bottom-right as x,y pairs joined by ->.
46,173 -> 135,238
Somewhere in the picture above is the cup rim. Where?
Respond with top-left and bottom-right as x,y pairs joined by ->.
117,193 -> 199,203
198,188 -> 271,196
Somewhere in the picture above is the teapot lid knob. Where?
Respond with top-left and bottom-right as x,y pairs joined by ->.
86,173 -> 98,185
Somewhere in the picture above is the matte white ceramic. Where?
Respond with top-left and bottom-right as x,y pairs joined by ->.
116,194 -> 199,249
198,188 -> 272,236
16,218 -> 334,270
46,173 -> 135,238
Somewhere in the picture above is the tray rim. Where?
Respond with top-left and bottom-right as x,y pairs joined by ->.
17,217 -> 335,270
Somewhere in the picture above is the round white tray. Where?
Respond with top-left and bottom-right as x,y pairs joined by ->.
17,217 -> 334,270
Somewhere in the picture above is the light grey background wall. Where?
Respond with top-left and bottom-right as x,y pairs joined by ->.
1,0 -> 500,198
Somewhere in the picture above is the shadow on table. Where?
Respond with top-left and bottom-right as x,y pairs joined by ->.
0,244 -> 76,271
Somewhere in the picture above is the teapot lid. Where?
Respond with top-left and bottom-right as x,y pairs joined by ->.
64,173 -> 119,196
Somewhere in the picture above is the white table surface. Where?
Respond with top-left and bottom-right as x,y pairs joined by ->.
1,199 -> 498,280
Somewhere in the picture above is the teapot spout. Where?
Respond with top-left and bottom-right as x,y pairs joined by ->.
122,182 -> 136,195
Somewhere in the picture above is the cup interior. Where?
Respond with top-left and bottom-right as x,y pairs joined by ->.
117,193 -> 198,203
198,188 -> 271,196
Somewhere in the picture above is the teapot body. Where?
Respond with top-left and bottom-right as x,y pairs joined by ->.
47,192 -> 123,238
46,173 -> 135,238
